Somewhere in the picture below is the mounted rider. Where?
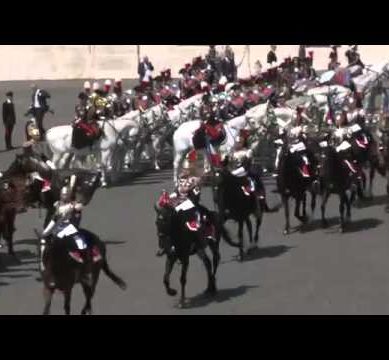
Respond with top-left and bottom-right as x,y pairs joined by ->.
39,177 -> 102,275
155,160 -> 215,257
72,83 -> 106,149
222,133 -> 270,213
194,93 -> 225,168
111,79 -> 129,117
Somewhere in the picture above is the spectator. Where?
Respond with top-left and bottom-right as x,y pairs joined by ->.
26,84 -> 52,141
221,46 -> 237,82
2,91 -> 16,150
298,45 -> 306,61
206,45 -> 221,85
328,45 -> 340,70
83,81 -> 91,97
267,45 -> 278,66
254,60 -> 263,78
138,56 -> 154,90
345,45 -> 364,68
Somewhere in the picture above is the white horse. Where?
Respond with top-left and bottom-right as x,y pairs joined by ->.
129,97 -> 204,172
173,115 -> 249,184
45,116 -> 140,187
352,62 -> 389,93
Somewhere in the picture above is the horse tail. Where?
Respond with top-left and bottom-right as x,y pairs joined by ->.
101,259 -> 127,291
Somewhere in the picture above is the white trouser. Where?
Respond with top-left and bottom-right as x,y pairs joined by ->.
232,166 -> 247,177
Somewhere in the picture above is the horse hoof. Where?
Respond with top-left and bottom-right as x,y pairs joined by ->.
283,230 -> 290,236
204,287 -> 217,297
339,227 -> 346,234
322,221 -> 329,229
167,288 -> 177,297
178,299 -> 189,309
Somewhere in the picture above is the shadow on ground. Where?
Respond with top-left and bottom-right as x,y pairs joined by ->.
244,245 -> 294,262
354,195 -> 388,209
301,217 -> 383,234
182,285 -> 259,309
110,168 -> 173,188
104,240 -> 127,245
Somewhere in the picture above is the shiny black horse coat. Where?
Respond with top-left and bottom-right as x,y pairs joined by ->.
155,197 -> 219,308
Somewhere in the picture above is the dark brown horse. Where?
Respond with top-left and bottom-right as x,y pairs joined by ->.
0,151 -> 101,258
0,161 -> 31,257
37,228 -> 126,315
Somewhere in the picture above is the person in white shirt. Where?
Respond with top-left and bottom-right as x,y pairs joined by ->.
138,56 -> 154,90
26,84 -> 52,141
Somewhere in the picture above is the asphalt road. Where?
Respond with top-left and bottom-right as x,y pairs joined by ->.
1,81 -> 389,315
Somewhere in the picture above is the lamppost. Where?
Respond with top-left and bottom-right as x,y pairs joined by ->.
137,45 -> 141,64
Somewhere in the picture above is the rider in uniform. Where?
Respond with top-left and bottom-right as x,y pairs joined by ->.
155,160 -> 215,257
74,92 -> 89,124
40,178 -> 102,274
223,134 -> 270,213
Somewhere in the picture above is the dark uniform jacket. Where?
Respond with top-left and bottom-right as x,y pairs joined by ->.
267,50 -> 278,65
2,100 -> 16,127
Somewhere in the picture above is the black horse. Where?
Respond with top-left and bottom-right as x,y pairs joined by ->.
155,199 -> 219,308
318,141 -> 361,232
348,123 -> 386,198
213,169 -> 263,261
277,140 -> 318,235
8,153 -> 101,227
37,228 -> 126,315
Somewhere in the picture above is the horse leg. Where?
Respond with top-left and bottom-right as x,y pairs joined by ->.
282,194 -> 291,235
310,190 -> 317,221
321,191 -> 330,228
173,151 -> 185,186
368,164 -> 375,198
178,258 -> 189,308
163,255 -> 178,297
346,191 -> 352,224
5,211 -> 16,258
151,135 -> 161,171
197,248 -> 217,296
208,238 -> 220,278
100,149 -> 111,188
42,286 -> 54,316
81,283 -> 93,315
254,208 -> 263,244
302,192 -> 307,219
238,220 -> 245,261
294,195 -> 304,224
245,216 -> 254,252
63,288 -> 72,315
51,152 -> 62,169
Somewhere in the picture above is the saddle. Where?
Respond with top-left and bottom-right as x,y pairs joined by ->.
193,123 -> 226,150
72,122 -> 103,150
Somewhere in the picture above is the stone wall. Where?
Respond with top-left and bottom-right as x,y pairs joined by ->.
0,45 -> 388,81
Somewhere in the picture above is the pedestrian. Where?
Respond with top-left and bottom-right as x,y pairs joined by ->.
138,56 -> 154,91
345,45 -> 364,68
328,45 -> 340,70
26,84 -> 52,141
2,91 -> 16,150
83,81 -> 91,97
267,45 -> 278,67
221,46 -> 237,83
298,45 -> 306,61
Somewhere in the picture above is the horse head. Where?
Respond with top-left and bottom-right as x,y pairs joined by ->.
72,171 -> 102,206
